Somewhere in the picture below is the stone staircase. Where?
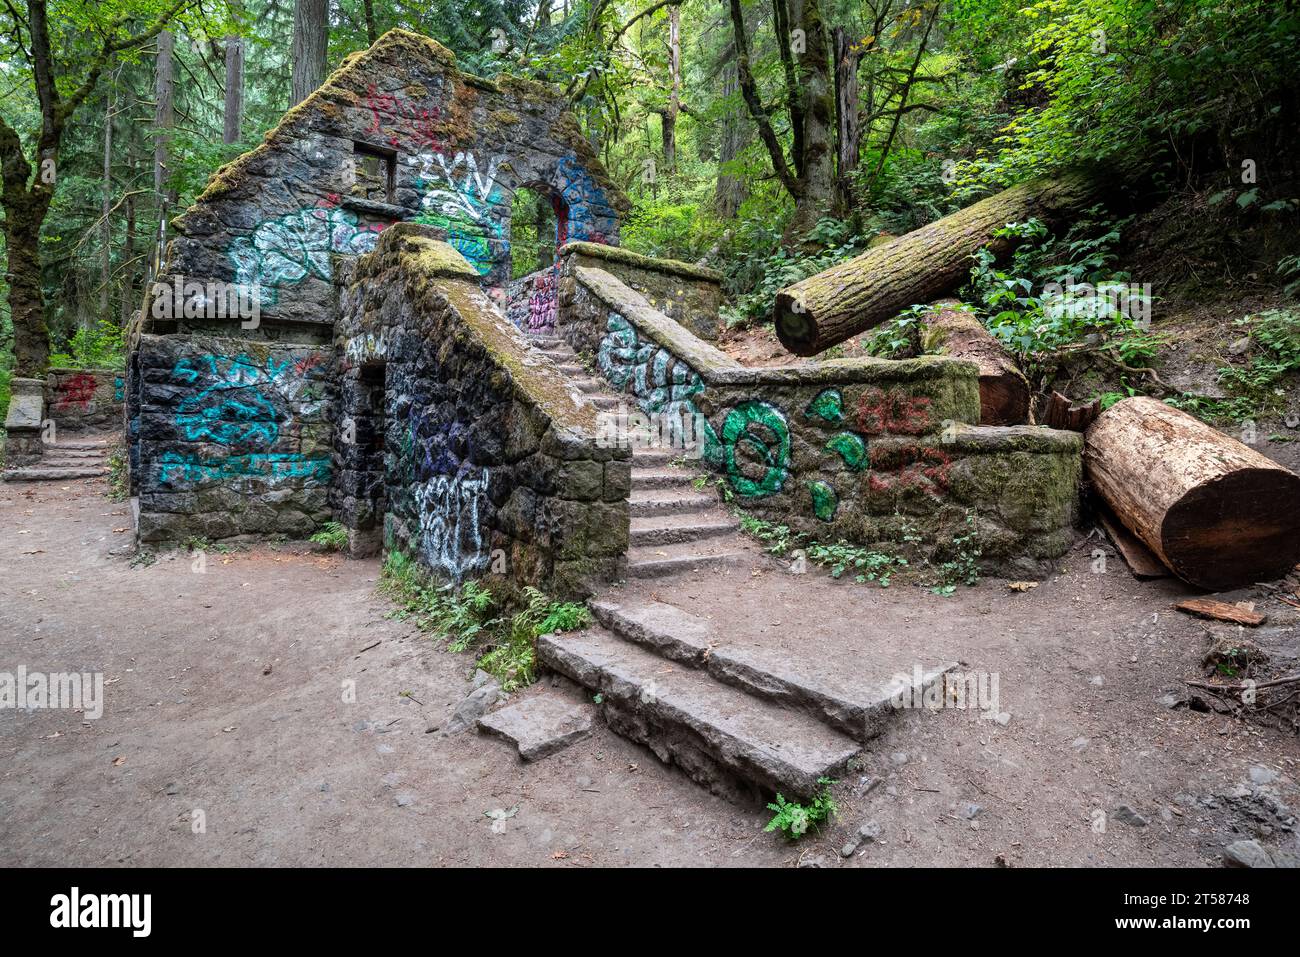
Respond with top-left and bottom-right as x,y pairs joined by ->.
528,334 -> 748,581
2,436 -> 113,482
525,332 -> 949,804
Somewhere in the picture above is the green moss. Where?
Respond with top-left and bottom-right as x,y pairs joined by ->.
562,240 -> 721,282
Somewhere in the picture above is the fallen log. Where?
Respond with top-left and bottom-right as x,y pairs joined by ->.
1084,397 -> 1300,589
774,168 -> 1113,356
1041,390 -> 1101,432
920,300 -> 1029,425
1096,505 -> 1169,579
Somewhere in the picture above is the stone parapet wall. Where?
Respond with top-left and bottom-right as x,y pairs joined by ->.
562,265 -> 1082,575
45,368 -> 125,432
559,241 -> 722,340
337,224 -> 628,596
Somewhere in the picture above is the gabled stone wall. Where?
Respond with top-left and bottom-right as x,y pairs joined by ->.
126,29 -> 627,546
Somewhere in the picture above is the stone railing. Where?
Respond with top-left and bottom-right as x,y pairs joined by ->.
336,224 -> 629,595
560,264 -> 1082,577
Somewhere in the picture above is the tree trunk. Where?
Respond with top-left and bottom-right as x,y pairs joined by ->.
713,55 -> 748,218
833,26 -> 861,216
154,29 -> 175,200
1084,397 -> 1300,589
362,0 -> 377,44
291,0 -> 329,107
223,35 -> 245,145
661,5 -> 681,171
101,87 -> 113,322
786,0 -> 835,238
5,214 -> 51,375
774,169 -> 1111,355
920,300 -> 1029,425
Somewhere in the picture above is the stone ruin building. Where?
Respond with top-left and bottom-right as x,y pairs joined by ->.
111,30 -> 1087,800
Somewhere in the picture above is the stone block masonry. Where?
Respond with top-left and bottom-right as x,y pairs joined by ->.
560,265 -> 1082,576
336,224 -> 629,596
45,369 -> 125,432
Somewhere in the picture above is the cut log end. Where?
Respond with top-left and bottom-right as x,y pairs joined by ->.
1161,469 -> 1300,590
773,293 -> 817,356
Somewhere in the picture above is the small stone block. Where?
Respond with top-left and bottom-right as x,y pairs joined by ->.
478,693 -> 594,761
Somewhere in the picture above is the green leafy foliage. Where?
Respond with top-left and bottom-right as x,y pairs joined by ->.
1170,309 -> 1300,422
764,778 -> 838,840
309,521 -> 349,551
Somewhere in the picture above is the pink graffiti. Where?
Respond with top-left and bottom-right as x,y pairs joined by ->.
856,387 -> 932,435
55,372 -> 98,411
527,270 -> 559,333
365,84 -> 444,152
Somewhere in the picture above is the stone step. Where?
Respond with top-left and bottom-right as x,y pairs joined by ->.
630,512 -> 738,546
528,336 -> 568,350
537,626 -> 861,800
626,539 -> 747,578
631,468 -> 697,491
48,439 -> 112,449
39,457 -> 108,469
574,378 -> 607,394
628,488 -> 719,518
2,466 -> 108,482
556,363 -> 585,377
590,395 -> 621,411
588,599 -> 954,741
630,448 -> 676,467
41,447 -> 107,459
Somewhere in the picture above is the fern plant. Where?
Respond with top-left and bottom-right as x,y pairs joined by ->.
764,778 -> 839,840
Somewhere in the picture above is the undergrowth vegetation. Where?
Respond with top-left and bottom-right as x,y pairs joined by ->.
765,777 -> 839,840
379,551 -> 590,692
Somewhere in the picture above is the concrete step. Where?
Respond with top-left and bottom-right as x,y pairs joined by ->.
626,539 -> 747,578
630,448 -> 676,468
537,626 -> 861,801
630,512 -> 738,546
590,395 -> 622,411
39,457 -> 108,469
588,599 -> 953,741
2,466 -> 108,482
628,488 -> 719,518
631,468 -> 697,491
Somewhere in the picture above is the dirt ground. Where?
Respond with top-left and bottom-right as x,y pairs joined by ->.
2,473 -> 1298,868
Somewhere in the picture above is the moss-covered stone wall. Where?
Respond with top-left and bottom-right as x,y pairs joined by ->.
336,225 -> 628,595
562,265 -> 1082,576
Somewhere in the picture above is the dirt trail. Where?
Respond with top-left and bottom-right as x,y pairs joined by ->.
2,474 -> 1297,867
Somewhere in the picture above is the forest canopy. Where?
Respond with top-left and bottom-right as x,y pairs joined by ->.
0,0 -> 1297,387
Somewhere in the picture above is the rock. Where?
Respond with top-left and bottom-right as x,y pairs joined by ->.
478,693 -> 594,760
1222,840 -> 1273,868
955,802 -> 984,820
1158,693 -> 1181,709
1089,675 -> 1104,687
839,820 -> 883,857
471,668 -> 494,690
442,679 -> 504,735
395,794 -> 414,808
890,751 -> 909,765
1072,736 -> 1090,751
1249,765 -> 1279,786
317,782 -> 330,793
1113,804 -> 1149,827
1228,336 -> 1252,356
993,711 -> 1011,726
797,855 -> 830,868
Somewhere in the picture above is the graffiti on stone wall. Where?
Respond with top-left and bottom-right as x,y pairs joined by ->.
159,451 -> 331,485
554,153 -> 616,246
228,197 -> 387,303
412,150 -> 506,276
597,313 -> 720,459
527,270 -> 558,333
160,352 -> 330,488
364,83 -> 444,151
721,401 -> 791,498
413,472 -> 493,577
53,373 -> 99,412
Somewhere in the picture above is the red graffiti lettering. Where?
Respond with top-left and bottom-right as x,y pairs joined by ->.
55,372 -> 98,411
365,84 -> 444,152
867,444 -> 951,497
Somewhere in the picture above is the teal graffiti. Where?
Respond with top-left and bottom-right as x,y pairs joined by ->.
228,202 -> 384,303
597,313 -> 720,461
721,400 -> 790,498
826,431 -> 868,471
808,480 -> 838,521
412,150 -> 506,276
173,353 -> 317,449
805,388 -> 845,423
158,451 -> 330,485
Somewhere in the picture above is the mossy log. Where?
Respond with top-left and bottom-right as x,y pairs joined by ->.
773,170 -> 1111,356
920,300 -> 1029,425
1084,397 -> 1300,589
